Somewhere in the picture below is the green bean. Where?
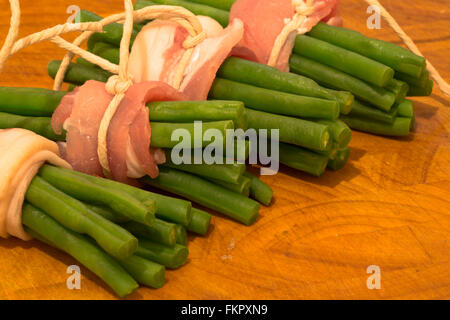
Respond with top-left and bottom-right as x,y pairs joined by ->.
48,60 -> 112,85
123,220 -> 177,247
86,32 -> 103,52
316,120 -> 351,148
117,254 -> 165,289
397,101 -> 415,130
24,227 -> 54,246
397,100 -> 415,118
148,100 -> 247,129
0,87 -> 246,130
134,0 -> 229,27
315,142 -> 340,160
408,79 -> 433,97
42,207 -> 164,289
294,35 -> 394,87
340,114 -> 412,136
142,167 -> 260,226
289,54 -> 396,112
31,219 -> 164,289
243,171 -> 273,206
0,112 -> 65,141
210,78 -> 339,120
328,148 -> 351,171
175,224 -> 188,246
77,10 -> 138,47
163,150 -> 246,184
38,165 -> 155,226
246,108 -> 331,151
307,22 -> 426,78
385,79 -> 409,103
136,239 -> 189,269
348,99 -> 399,124
208,175 -> 251,196
184,0 -> 235,10
279,142 -> 329,177
187,208 -> 211,235
217,57 -> 351,114
224,138 -> 251,162
325,89 -> 355,115
58,169 -> 192,227
85,205 -> 131,224
26,177 -> 138,259
76,57 -> 96,68
0,87 -> 66,116
151,120 -> 234,148
92,42 -> 120,64
133,22 -> 146,33
395,70 -> 430,88
22,204 -> 138,298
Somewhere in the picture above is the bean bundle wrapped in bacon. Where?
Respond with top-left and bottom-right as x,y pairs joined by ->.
52,80 -> 186,184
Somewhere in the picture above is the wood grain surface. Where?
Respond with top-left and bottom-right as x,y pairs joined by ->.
0,0 -> 449,300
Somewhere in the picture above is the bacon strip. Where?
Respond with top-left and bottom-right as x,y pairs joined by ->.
230,0 -> 340,72
51,80 -> 187,184
128,16 -> 244,100
0,129 -> 71,240
107,81 -> 186,183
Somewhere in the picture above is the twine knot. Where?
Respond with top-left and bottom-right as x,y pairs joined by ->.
105,74 -> 133,96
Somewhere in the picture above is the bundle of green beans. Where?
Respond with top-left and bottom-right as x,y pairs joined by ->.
289,23 -> 432,137
0,86 -> 272,219
209,60 -> 353,176
177,0 -> 428,138
19,163 -> 204,298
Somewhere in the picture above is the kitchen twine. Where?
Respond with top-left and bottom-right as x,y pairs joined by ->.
0,0 -> 206,176
268,0 -> 315,67
270,0 -> 450,97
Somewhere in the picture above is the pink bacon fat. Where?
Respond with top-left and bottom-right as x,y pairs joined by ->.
51,80 -> 187,184
128,16 -> 244,100
230,0 -> 340,72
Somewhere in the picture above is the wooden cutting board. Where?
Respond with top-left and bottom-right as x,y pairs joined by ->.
0,0 -> 449,300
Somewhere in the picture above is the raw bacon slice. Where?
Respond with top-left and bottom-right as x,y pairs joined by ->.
53,80 -> 113,176
107,81 -> 186,183
128,20 -> 189,85
323,3 -> 343,27
230,0 -> 340,72
180,18 -> 244,100
0,128 -> 71,240
52,80 -> 186,184
51,87 -> 79,135
128,16 -> 244,100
